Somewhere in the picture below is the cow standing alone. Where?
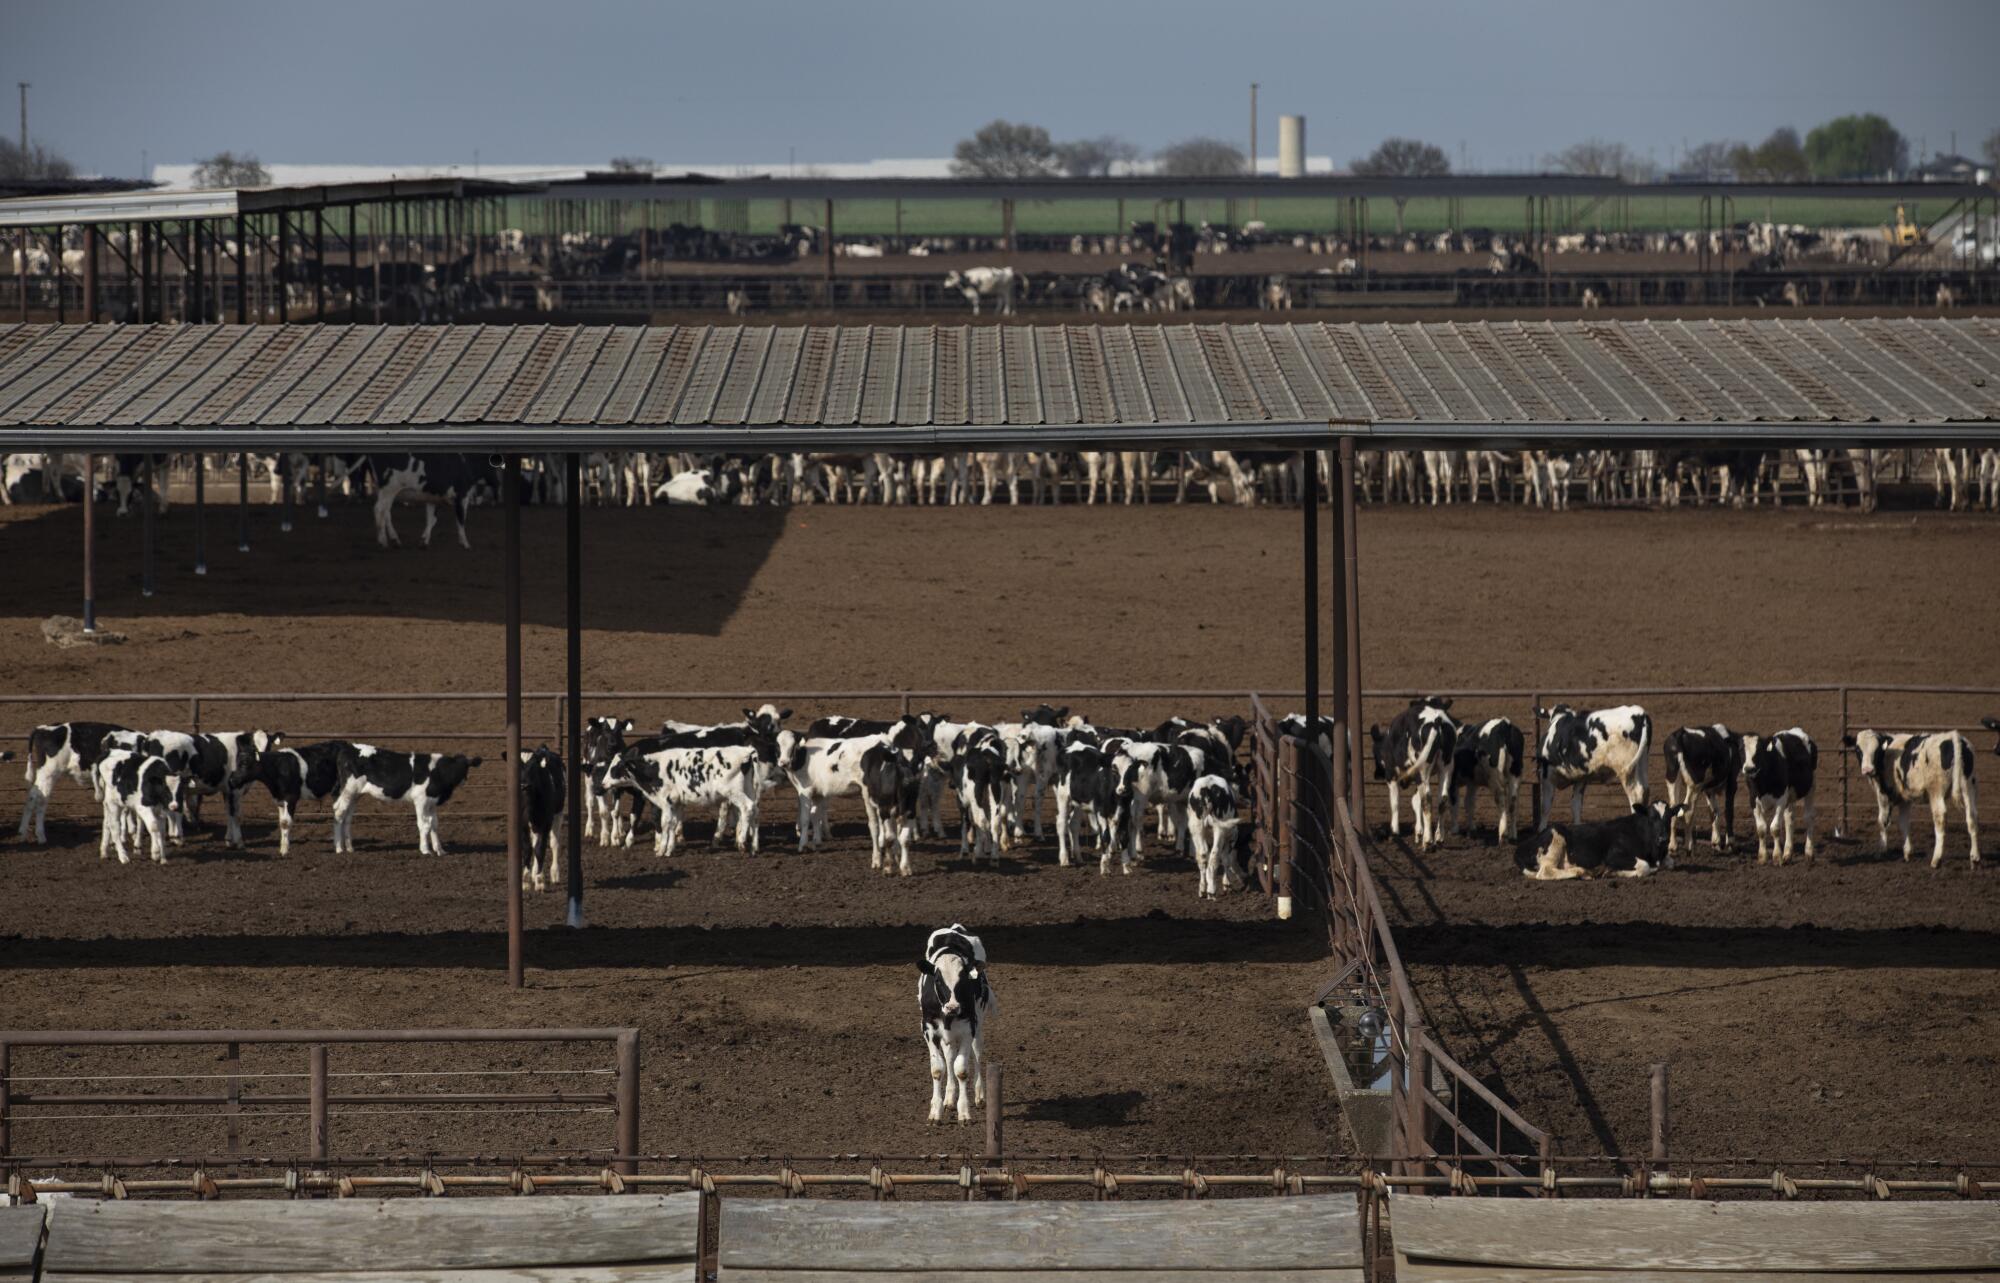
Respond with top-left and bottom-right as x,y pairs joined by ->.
918,924 -> 996,1124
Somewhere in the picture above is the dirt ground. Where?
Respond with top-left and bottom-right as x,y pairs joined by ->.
0,493 -> 1996,1165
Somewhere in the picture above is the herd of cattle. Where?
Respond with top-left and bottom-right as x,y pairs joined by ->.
9,445 -> 1996,542
11,703 -> 1994,890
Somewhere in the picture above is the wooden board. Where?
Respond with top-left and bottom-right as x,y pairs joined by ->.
720,1263 -> 1360,1271
44,1270 -> 695,1283
0,1204 -> 43,1276
1396,1263 -> 2000,1283
718,1197 -> 1362,1272
43,1194 -> 699,1273
1391,1197 -> 2000,1272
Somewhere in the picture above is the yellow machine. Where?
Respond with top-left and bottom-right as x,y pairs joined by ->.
1885,204 -> 1927,247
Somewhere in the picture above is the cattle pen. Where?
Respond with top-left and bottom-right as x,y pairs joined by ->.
2,314 -> 1999,1278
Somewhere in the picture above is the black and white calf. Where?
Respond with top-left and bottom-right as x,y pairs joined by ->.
94,748 -> 186,865
1369,698 -> 1458,850
331,745 -> 483,855
918,924 -> 996,1124
602,740 -> 776,857
520,746 -> 566,892
117,730 -> 282,849
1053,743 -> 1132,869
775,731 -> 882,851
996,721 -> 1063,839
950,734 -> 1016,864
861,739 -> 932,877
1843,729 -> 1980,867
19,721 -> 128,843
1185,774 -> 1244,898
1114,740 -> 1207,872
1739,729 -> 1817,865
581,716 -> 637,846
1537,704 -> 1651,827
1517,801 -> 1683,880
243,740 -> 352,855
1661,724 -> 1743,855
366,453 -> 494,549
1442,716 -> 1525,843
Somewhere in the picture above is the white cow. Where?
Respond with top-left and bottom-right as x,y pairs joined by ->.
942,267 -> 1020,316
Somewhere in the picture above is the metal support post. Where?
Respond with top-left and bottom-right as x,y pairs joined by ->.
505,456 -> 524,989
566,453 -> 584,928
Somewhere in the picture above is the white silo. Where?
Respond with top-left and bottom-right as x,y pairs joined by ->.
1278,115 -> 1306,177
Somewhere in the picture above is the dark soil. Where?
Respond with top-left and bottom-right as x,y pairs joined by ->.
0,496 -> 1995,1164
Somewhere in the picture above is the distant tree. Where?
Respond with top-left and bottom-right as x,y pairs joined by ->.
1545,138 -> 1656,180
609,156 -> 655,174
1804,114 -> 1907,178
1055,135 -> 1141,177
951,120 -> 1060,178
1727,127 -> 1809,181
1984,129 -> 2000,169
191,151 -> 270,188
1351,137 -> 1451,232
1680,140 -> 1740,178
0,138 -> 74,182
1154,137 -> 1246,177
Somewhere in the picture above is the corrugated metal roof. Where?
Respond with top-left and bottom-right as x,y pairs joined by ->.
2,320 -> 1997,450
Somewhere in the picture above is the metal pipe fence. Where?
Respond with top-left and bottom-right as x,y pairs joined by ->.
0,1028 -> 642,1175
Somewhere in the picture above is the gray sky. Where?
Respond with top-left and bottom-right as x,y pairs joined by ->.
8,0 -> 1998,177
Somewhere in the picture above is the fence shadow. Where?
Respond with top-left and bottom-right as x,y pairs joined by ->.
1394,920 -> 2000,971
0,501 -> 790,636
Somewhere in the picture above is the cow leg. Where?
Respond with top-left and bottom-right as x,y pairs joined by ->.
952,1037 -> 974,1123
1778,791 -> 1797,865
374,484 -> 404,548
1665,778 -> 1684,852
144,808 -> 169,864
1571,784 -> 1587,826
1898,803 -> 1914,862
100,797 -> 124,863
225,786 -> 245,848
896,814 -> 913,877
1964,776 -> 1981,867
1874,794 -> 1893,855
1928,791 -> 1949,868
277,800 -> 294,856
1799,793 -> 1816,864
863,794 -> 885,870
1387,780 -> 1401,836
925,1027 -> 947,1123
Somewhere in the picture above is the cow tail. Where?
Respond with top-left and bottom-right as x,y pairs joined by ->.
1951,733 -> 1972,809
24,734 -> 39,782
1635,716 -> 1653,792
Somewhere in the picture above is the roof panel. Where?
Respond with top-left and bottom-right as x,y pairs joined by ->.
1,320 -> 1996,448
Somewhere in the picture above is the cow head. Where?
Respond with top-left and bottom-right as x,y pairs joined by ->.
942,270 -> 964,292
429,754 -> 482,803
1368,725 -> 1388,779
1633,801 -> 1686,861
1020,704 -> 1069,727
141,760 -> 186,815
1983,716 -> 2000,754
583,717 -> 635,767
919,948 -> 984,1022
1537,703 -> 1576,722
1842,729 -> 1886,779
1414,697 -> 1453,714
1737,733 -> 1764,775
743,705 -> 792,737
889,714 -> 940,756
1210,715 -> 1249,751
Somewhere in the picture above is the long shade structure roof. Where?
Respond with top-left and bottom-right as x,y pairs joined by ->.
2,319 -> 1999,451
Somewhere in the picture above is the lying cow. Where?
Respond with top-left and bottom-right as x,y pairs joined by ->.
1518,801 -> 1683,880
331,745 -> 483,855
1538,704 -> 1651,827
1740,728 -> 1817,865
1843,729 -> 1980,867
1370,698 -> 1457,850
1662,724 -> 1742,855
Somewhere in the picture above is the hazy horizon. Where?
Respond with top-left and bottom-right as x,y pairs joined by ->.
6,0 -> 1998,179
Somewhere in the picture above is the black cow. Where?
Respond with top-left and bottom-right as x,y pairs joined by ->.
861,739 -> 931,877
918,924 -> 995,1124
519,746 -> 566,892
1740,729 -> 1817,865
1370,698 -> 1458,851
1517,801 -> 1684,880
1444,716 -> 1526,844
1020,704 -> 1070,727
1662,724 -> 1743,855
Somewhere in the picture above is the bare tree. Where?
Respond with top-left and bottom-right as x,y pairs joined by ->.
1351,137 -> 1451,233
191,152 -> 270,188
951,121 -> 1060,178
609,156 -> 655,174
1680,140 -> 1740,178
0,138 -> 74,182
1055,135 -> 1141,177
1154,137 -> 1246,177
1545,139 -> 1656,181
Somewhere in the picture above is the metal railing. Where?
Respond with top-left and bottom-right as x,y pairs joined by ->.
0,1028 -> 641,1174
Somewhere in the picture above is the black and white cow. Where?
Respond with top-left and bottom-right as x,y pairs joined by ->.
1843,729 -> 1980,867
93,748 -> 186,865
1538,704 -> 1651,827
520,746 -> 566,892
602,740 -> 775,857
1370,698 -> 1458,850
243,740 -> 352,855
117,730 -> 281,848
1442,716 -> 1525,844
775,730 -> 884,851
950,735 -> 1015,864
1739,729 -> 1817,865
581,716 -> 637,846
1115,740 -> 1206,871
1185,774 -> 1244,898
1517,801 -> 1683,880
1278,713 -> 1336,760
918,924 -> 996,1124
366,454 -> 495,550
804,714 -> 894,739
1661,724 -> 1743,855
19,721 -> 128,843
996,721 -> 1064,839
1052,742 -> 1132,869
861,738 -> 932,877
331,745 -> 483,855
1020,703 -> 1070,728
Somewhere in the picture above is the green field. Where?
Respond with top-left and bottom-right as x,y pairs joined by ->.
491,193 -> 1926,239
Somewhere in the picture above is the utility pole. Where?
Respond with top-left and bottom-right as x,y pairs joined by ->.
17,83 -> 27,158
1249,82 -> 1259,219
